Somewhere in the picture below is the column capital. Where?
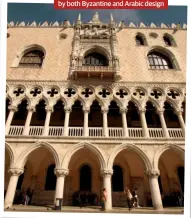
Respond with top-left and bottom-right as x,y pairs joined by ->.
101,169 -> 113,177
83,107 -> 90,113
45,106 -> 54,113
156,109 -> 164,115
138,108 -> 146,114
101,107 -> 109,114
145,169 -> 160,178
174,109 -> 183,116
120,107 -> 128,114
64,106 -> 72,113
26,106 -> 36,112
54,169 -> 69,177
8,105 -> 18,112
8,168 -> 24,176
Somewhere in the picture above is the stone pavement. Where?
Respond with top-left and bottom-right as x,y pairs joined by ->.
4,205 -> 184,214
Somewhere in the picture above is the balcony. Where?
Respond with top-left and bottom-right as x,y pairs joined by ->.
7,126 -> 184,138
73,66 -> 116,80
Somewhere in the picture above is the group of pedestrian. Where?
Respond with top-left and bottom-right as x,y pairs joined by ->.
124,187 -> 140,211
73,191 -> 98,207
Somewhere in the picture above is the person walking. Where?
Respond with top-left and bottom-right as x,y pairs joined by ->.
124,187 -> 133,211
101,188 -> 108,211
132,188 -> 140,207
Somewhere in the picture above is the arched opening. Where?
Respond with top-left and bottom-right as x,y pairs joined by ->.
45,164 -> 57,190
83,52 -> 108,66
148,51 -> 173,69
111,148 -> 148,207
67,147 -> 101,206
19,49 -> 44,68
135,34 -> 146,46
108,101 -> 122,127
89,100 -> 102,127
177,166 -> 184,193
69,100 -> 83,127
127,101 -> 141,127
145,101 -> 161,127
9,146 -> 57,205
158,149 -> 184,207
80,165 -> 92,191
112,165 -> 123,192
11,99 -> 28,126
164,102 -> 180,128
30,100 -> 46,126
6,98 -> 11,122
49,100 -> 65,126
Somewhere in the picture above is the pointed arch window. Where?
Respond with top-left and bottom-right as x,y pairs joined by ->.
148,51 -> 173,69
19,50 -> 44,68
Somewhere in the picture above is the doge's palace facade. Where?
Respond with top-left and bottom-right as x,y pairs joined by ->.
4,13 -> 186,210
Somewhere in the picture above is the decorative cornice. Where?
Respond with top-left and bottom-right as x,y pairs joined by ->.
7,21 -> 187,30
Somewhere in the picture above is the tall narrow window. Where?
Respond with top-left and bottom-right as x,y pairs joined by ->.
148,51 -> 173,69
45,164 -> 57,190
112,165 -> 123,192
19,50 -> 44,68
177,166 -> 184,192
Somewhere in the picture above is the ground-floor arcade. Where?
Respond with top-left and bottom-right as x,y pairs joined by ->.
4,141 -> 185,211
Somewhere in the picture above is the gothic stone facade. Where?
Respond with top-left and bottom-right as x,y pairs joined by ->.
5,13 -> 186,210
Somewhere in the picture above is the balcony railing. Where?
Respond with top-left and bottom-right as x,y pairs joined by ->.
75,66 -> 116,73
7,126 -> 184,139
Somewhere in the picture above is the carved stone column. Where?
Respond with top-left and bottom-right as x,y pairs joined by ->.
63,106 -> 71,136
23,106 -> 36,136
5,106 -> 17,135
102,108 -> 109,137
54,169 -> 69,204
157,110 -> 169,138
83,107 -> 90,137
139,108 -> 149,137
145,169 -> 163,210
120,107 -> 128,137
101,169 -> 113,210
43,106 -> 53,136
175,110 -> 185,136
4,168 -> 24,208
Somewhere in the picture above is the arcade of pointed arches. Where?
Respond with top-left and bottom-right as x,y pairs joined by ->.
4,141 -> 185,208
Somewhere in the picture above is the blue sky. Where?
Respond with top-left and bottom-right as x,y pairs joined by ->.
8,3 -> 187,25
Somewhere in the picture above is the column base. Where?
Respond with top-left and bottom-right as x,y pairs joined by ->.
4,202 -> 13,209
153,205 -> 164,211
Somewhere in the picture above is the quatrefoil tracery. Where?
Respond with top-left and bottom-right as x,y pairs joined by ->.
150,89 -> 163,99
167,89 -> 180,99
116,89 -> 128,98
30,88 -> 42,97
64,88 -> 76,97
47,88 -> 59,97
13,87 -> 25,97
133,89 -> 145,99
